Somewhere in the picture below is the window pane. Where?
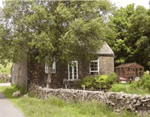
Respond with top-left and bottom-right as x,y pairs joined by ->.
90,61 -> 98,71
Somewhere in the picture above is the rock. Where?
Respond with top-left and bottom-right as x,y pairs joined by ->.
23,94 -> 28,98
12,91 -> 21,97
116,109 -> 121,113
134,100 -> 141,107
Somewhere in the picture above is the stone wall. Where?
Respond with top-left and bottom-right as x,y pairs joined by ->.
36,87 -> 150,115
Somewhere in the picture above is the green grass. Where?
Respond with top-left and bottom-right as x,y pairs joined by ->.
110,83 -> 131,92
0,62 -> 12,74
110,83 -> 149,96
0,86 -> 139,117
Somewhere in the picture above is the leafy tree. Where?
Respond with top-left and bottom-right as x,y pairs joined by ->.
0,0 -> 114,87
109,4 -> 150,70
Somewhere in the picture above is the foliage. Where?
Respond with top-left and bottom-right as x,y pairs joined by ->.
80,76 -> 95,89
0,62 -> 12,74
136,73 -> 150,91
94,75 -> 108,88
106,72 -> 118,85
110,83 -> 149,96
77,75 -> 115,89
109,4 -> 150,70
76,74 -> 118,89
0,86 -> 139,117
0,0 -> 114,66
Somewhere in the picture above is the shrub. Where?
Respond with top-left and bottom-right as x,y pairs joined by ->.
76,74 -> 117,90
81,76 -> 95,88
137,73 -> 150,91
74,80 -> 82,88
94,75 -> 108,88
106,72 -> 118,85
79,75 -> 108,89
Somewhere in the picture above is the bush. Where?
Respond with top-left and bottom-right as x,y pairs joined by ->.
81,76 -> 95,88
94,75 -> 108,89
106,72 -> 118,85
76,73 -> 117,90
136,73 -> 150,91
74,80 -> 82,88
78,75 -> 108,89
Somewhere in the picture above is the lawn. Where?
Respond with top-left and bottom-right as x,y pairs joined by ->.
110,83 -> 150,96
0,86 -> 139,117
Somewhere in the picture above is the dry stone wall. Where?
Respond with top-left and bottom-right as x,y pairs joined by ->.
36,87 -> 150,115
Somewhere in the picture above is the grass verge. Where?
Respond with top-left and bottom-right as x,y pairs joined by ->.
0,86 -> 139,117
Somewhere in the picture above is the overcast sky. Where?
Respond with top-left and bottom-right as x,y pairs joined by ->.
111,0 -> 149,9
0,0 -> 149,9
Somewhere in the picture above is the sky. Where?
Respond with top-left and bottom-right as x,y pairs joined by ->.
111,0 -> 149,9
0,0 -> 2,7
0,0 -> 149,9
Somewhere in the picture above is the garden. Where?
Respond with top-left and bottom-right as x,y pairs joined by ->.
75,73 -> 118,91
75,72 -> 150,96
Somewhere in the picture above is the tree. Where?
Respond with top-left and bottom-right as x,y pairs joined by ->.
109,4 -> 150,70
0,0 -> 114,87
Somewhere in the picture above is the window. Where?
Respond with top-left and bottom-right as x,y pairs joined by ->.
68,61 -> 78,80
89,58 -> 99,75
45,56 -> 56,74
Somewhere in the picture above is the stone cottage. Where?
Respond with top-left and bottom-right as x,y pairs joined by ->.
11,42 -> 114,90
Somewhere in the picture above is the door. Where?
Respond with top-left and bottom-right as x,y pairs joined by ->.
68,61 -> 78,80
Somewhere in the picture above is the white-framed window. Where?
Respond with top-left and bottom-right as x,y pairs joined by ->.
68,61 -> 78,81
89,58 -> 99,75
45,56 -> 56,74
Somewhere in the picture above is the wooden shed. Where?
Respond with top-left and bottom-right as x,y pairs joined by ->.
115,62 -> 144,81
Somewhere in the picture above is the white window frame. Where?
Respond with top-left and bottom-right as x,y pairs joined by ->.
45,56 -> 56,74
68,61 -> 78,81
89,58 -> 99,75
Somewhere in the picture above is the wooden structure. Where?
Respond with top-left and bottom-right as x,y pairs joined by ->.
115,62 -> 144,81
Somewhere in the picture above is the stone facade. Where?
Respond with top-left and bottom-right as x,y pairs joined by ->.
99,56 -> 114,75
11,43 -> 115,89
28,55 -> 114,89
36,87 -> 150,116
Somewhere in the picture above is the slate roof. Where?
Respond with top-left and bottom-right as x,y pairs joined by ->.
96,42 -> 114,56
